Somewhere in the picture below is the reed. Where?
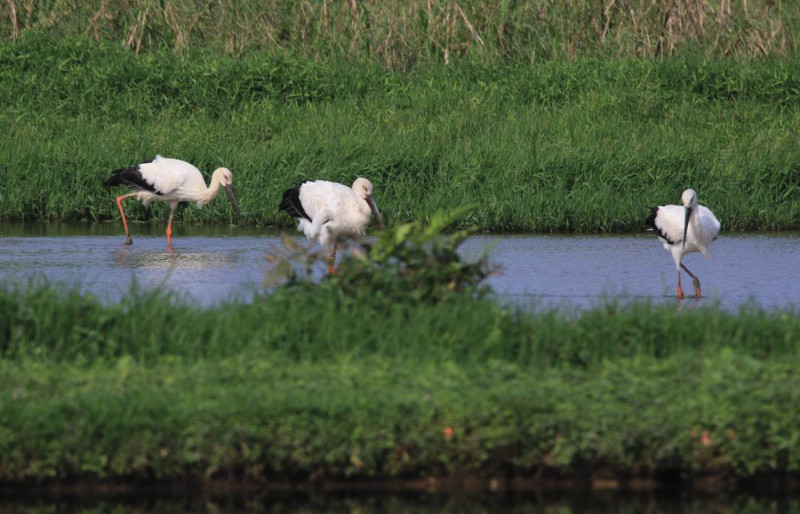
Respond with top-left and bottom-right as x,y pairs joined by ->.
1,1 -> 797,67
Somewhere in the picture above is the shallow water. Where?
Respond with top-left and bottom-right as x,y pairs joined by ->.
1,222 -> 798,310
461,231 -> 800,310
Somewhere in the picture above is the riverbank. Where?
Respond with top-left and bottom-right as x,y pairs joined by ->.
2,35 -> 800,231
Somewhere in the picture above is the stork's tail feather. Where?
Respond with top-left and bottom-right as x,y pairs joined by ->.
644,206 -> 659,231
104,165 -> 157,193
104,166 -> 136,187
645,205 -> 679,245
279,184 -> 312,221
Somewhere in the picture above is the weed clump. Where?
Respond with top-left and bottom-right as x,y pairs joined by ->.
267,207 -> 495,309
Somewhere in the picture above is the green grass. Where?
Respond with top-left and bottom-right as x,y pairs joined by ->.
3,282 -> 800,366
2,35 -> 800,231
1,283 -> 799,483
3,350 -> 798,482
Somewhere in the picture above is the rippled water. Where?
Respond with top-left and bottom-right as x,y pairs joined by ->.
1,223 -> 798,310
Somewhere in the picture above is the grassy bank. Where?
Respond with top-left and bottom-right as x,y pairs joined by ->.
2,35 -> 800,231
1,282 -> 799,484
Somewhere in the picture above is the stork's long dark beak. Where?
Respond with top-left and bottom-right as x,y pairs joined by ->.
225,184 -> 244,226
366,195 -> 385,229
682,206 -> 691,250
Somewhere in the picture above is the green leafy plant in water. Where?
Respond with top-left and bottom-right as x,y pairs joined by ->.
335,206 -> 495,305
264,233 -> 327,288
267,206 -> 495,307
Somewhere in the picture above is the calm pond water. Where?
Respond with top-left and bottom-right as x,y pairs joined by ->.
2,490 -> 799,514
1,222 -> 799,310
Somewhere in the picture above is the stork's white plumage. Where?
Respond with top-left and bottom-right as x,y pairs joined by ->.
104,155 -> 243,247
279,178 -> 385,273
645,189 -> 720,299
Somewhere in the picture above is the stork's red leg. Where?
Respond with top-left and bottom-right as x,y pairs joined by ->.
676,268 -> 684,299
115,194 -> 134,245
165,202 -> 181,248
681,263 -> 702,298
166,210 -> 174,248
327,245 -> 338,275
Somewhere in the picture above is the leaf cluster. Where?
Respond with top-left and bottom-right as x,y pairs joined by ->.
268,207 -> 495,309
336,206 -> 494,305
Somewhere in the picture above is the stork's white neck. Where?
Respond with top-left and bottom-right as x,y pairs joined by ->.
690,203 -> 704,230
687,205 -> 711,254
196,172 -> 224,206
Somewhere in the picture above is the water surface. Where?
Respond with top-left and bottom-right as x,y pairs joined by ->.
461,231 -> 800,310
2,490 -> 798,514
1,223 -> 798,310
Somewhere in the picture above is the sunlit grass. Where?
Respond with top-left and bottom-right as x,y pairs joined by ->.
2,36 -> 800,231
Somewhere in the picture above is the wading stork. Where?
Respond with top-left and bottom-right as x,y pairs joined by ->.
279,178 -> 385,274
645,189 -> 720,299
104,155 -> 243,247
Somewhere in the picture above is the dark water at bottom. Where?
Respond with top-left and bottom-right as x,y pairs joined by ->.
1,223 -> 798,310
2,489 -> 799,514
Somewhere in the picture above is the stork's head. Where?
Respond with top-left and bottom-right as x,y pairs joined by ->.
352,177 -> 385,229
212,167 -> 243,226
681,189 -> 698,209
352,177 -> 374,198
680,189 -> 698,250
213,167 -> 234,188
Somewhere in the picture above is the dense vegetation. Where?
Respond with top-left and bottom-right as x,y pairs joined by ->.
2,0 -> 798,66
1,34 -> 800,231
2,283 -> 800,485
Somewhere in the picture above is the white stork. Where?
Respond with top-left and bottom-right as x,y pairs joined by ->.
279,178 -> 385,274
645,188 -> 720,299
104,155 -> 243,247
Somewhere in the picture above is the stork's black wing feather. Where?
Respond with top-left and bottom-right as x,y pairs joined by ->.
279,184 -> 312,221
645,206 -> 678,245
104,164 -> 159,194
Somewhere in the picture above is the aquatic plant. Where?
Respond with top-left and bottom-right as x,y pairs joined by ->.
336,206 -> 494,303
267,207 -> 494,308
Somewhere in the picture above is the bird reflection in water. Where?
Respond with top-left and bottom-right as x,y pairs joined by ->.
114,246 -> 238,271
